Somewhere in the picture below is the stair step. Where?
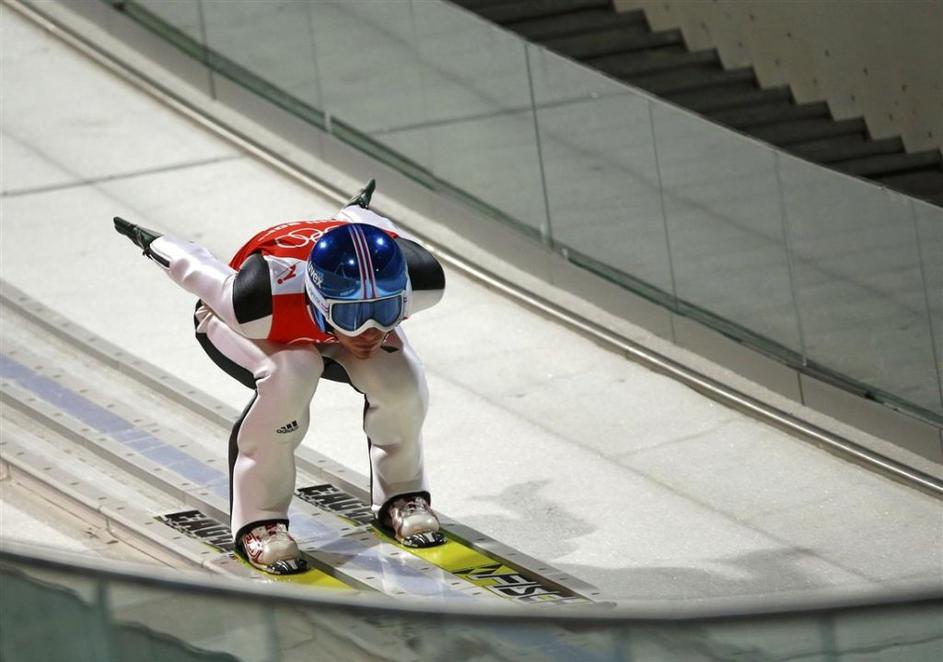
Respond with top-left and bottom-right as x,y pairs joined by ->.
790,135 -> 903,164
708,101 -> 831,129
544,26 -> 682,59
588,48 -> 718,78
458,0 -> 933,203
476,0 -> 612,24
628,66 -> 755,96
510,9 -> 647,41
666,85 -> 792,113
833,149 -> 942,178
750,117 -> 866,146
453,0 -> 528,8
873,170 -> 943,197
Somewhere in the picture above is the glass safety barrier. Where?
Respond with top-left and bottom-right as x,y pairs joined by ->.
2,545 -> 941,661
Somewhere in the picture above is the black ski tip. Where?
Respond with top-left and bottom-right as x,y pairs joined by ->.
346,178 -> 376,209
400,531 -> 446,549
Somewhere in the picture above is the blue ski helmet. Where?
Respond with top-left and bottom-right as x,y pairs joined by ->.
305,223 -> 410,336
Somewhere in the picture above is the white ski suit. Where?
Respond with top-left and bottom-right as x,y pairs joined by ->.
147,206 -> 445,541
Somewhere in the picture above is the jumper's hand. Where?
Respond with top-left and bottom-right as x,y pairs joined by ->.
343,178 -> 376,210
113,217 -> 167,265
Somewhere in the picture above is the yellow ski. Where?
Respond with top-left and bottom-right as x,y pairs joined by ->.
157,510 -> 354,591
296,484 -> 591,605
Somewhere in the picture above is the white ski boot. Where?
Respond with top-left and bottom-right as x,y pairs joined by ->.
385,495 -> 445,548
239,521 -> 307,575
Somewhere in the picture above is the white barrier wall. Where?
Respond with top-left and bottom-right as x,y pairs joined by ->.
616,0 -> 943,152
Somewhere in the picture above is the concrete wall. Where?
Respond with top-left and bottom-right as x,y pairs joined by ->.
616,0 -> 943,152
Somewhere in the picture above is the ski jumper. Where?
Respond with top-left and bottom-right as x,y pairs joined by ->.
147,206 -> 445,541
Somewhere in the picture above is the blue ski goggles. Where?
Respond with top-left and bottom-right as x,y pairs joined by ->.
326,293 -> 405,336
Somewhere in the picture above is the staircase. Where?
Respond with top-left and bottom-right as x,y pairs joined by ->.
452,0 -> 943,207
